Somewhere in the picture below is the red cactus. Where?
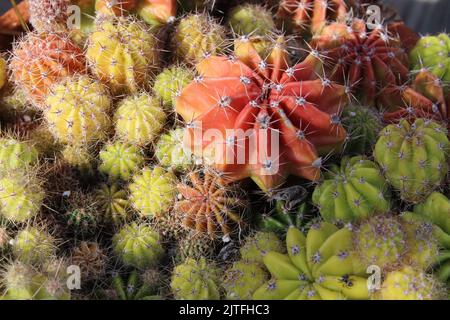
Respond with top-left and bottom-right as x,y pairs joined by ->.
311,19 -> 410,108
176,37 -> 348,191
276,0 -> 348,35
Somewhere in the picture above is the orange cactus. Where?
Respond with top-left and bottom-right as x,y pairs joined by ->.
176,38 -> 348,191
10,32 -> 86,109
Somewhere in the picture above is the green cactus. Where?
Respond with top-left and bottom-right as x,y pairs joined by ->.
223,260 -> 268,300
113,222 -> 164,269
170,257 -> 220,300
176,234 -> 216,261
114,93 -> 166,147
410,33 -> 450,83
253,225 -> 370,300
11,227 -> 56,265
228,4 -> 275,36
153,66 -> 194,108
312,156 -> 391,223
374,119 -> 450,203
0,138 -> 38,172
129,166 -> 176,218
94,184 -> 130,225
0,226 -> 10,251
61,144 -> 95,174
342,105 -> 383,155
110,270 -> 161,300
155,128 -> 193,170
99,142 -> 144,181
240,232 -> 284,266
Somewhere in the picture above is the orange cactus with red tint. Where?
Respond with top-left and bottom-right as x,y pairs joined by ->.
10,32 -> 86,109
311,20 -> 410,108
276,0 -> 348,35
176,37 -> 348,191
96,0 -> 138,16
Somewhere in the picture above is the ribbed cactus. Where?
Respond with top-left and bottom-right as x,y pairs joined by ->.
0,138 -> 38,172
110,270 -> 161,300
0,56 -> 6,90
86,16 -> 159,94
71,241 -> 107,281
312,156 -> 391,223
44,75 -> 112,146
114,93 -> 166,146
374,119 -> 450,203
176,234 -> 216,261
153,66 -> 194,108
94,184 -> 130,225
223,260 -> 268,300
240,232 -> 284,266
61,145 -> 95,174
228,4 -> 275,36
136,0 -> 176,28
11,227 -> 56,265
95,0 -> 138,16
129,166 -> 176,217
113,222 -> 164,269
99,142 -> 144,180
170,258 -> 220,300
155,128 -> 193,170
10,32 -> 86,108
174,13 -> 226,65
28,0 -> 70,33
253,225 -> 370,300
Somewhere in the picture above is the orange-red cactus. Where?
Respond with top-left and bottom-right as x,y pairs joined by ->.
176,38 -> 348,191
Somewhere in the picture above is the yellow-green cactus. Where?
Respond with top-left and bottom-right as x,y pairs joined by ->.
114,93 -> 166,146
129,166 -> 176,217
44,75 -> 112,145
170,258 -> 220,300
86,15 -> 159,94
223,260 -> 268,300
99,142 -> 145,180
95,184 -> 130,225
240,231 -> 284,266
61,145 -> 95,174
153,66 -> 194,108
228,4 -> 275,36
0,138 -> 39,172
11,227 -> 56,265
155,128 -> 193,170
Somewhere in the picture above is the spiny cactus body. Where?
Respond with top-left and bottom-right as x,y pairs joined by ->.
111,270 -> 160,300
95,0 -> 138,16
240,232 -> 284,266
153,66 -> 193,108
11,227 -> 55,265
223,260 -> 268,300
136,0 -> 176,28
95,184 -> 130,225
29,0 -> 71,33
0,56 -> 6,90
0,138 -> 38,172
99,142 -> 144,181
155,128 -> 193,170
228,4 -> 275,36
71,241 -> 107,281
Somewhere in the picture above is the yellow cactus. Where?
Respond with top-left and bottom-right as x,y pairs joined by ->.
0,56 -> 6,90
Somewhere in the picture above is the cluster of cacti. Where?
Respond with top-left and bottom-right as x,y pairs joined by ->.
0,0 -> 450,301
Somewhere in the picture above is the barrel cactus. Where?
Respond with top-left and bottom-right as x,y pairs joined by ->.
0,138 -> 38,172
240,231 -> 284,266
228,4 -> 275,36
94,184 -> 130,225
223,260 -> 268,300
11,227 -> 56,265
155,128 -> 193,170
153,66 -> 193,108
28,0 -> 70,33
99,142 -> 144,181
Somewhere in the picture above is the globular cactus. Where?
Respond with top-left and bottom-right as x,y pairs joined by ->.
374,119 -> 450,203
113,222 -> 164,269
136,0 -> 177,28
28,0 -> 70,33
170,257 -> 220,300
99,142 -> 144,181
155,128 -> 193,170
110,270 -> 161,300
0,56 -> 6,90
153,66 -> 194,108
240,231 -> 284,266
94,184 -> 130,225
11,227 -> 56,265
44,75 -> 112,146
114,93 -> 166,147
0,138 -> 38,172
0,173 -> 44,223
174,168 -> 247,239
223,260 -> 268,300
253,225 -> 370,300
86,15 -> 159,94
0,89 -> 30,117
63,191 -> 99,234
0,226 -> 10,251
95,0 -> 138,16
129,166 -> 176,218
61,145 -> 95,174
342,105 -> 383,156
174,13 -> 226,65
10,32 -> 86,108
27,126 -> 61,157
178,0 -> 215,13
375,267 -> 445,300
71,241 -> 107,281
410,33 -> 450,83
312,156 -> 391,223
176,234 -> 216,261
228,4 -> 275,36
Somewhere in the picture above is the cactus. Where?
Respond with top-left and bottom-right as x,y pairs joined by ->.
10,32 -> 86,108
374,119 -> 450,203
129,166 -> 176,218
174,168 -> 247,239
170,257 -> 220,300
312,156 -> 391,223
240,232 -> 284,266
176,234 -> 216,261
0,226 -> 10,251
253,225 -> 370,300
44,75 -> 112,146
114,93 -> 166,147
86,15 -> 159,94
63,191 -> 99,234
71,241 -> 107,281
110,270 -> 161,300
11,227 -> 56,265
136,0 -> 177,28
113,222 -> 164,269
94,184 -> 130,225
410,33 -> 450,83
228,4 -> 275,36
95,0 -> 137,16
0,89 -> 30,116
0,173 -> 44,223
0,56 -> 6,90
28,0 -> 70,33
342,105 -> 383,156
27,126 -> 61,157
0,138 -> 38,172
153,66 -> 194,108
223,260 -> 268,300
174,13 -> 226,65
99,142 -> 144,181
375,267 -> 445,300
61,145 -> 95,174
155,128 -> 193,170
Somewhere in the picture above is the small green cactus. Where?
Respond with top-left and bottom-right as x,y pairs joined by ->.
110,270 -> 161,300
240,232 -> 284,265
223,260 -> 268,300
99,142 -> 145,181
153,66 -> 194,108
228,4 -> 275,36
94,184 -> 130,226
0,138 -> 38,172
155,128 -> 193,170
11,227 -> 56,265
61,145 -> 95,174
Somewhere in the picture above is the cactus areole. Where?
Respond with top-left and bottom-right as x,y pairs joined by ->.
176,38 -> 348,190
